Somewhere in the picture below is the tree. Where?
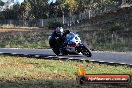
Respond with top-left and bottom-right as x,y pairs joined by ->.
0,0 -> 4,11
12,3 -> 21,19
20,1 -> 32,20
27,0 -> 49,19
49,2 -> 60,18
56,0 -> 78,25
60,0 -> 78,16
0,0 -> 4,6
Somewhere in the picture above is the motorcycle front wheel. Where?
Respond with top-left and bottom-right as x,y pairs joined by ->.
80,45 -> 92,57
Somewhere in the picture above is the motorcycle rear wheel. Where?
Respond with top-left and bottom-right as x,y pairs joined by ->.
52,48 -> 60,55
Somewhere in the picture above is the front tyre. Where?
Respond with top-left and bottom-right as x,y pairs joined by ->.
80,45 -> 92,57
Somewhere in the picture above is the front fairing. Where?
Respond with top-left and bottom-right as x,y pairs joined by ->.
65,32 -> 81,45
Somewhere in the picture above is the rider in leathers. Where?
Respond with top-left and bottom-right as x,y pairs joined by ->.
49,27 -> 70,54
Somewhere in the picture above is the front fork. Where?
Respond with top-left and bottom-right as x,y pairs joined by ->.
75,44 -> 84,53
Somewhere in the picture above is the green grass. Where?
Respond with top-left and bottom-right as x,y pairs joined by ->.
0,29 -> 50,49
0,55 -> 132,88
78,29 -> 132,52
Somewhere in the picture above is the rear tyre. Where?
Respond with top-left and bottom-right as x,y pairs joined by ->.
61,48 -> 68,55
62,50 -> 68,55
49,37 -> 61,56
52,48 -> 60,55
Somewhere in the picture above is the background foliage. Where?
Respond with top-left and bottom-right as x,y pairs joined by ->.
0,0 -> 131,20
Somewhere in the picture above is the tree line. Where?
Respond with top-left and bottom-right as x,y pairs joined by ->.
0,0 -> 131,20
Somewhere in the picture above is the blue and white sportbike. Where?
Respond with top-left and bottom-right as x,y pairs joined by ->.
49,31 -> 92,57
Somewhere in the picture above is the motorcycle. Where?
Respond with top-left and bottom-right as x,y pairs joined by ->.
49,31 -> 92,57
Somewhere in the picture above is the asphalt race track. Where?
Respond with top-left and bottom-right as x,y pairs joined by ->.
0,48 -> 132,66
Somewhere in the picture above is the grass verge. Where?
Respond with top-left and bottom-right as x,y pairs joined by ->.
0,28 -> 50,49
0,55 -> 131,88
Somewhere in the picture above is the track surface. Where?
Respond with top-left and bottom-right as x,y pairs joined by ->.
0,48 -> 132,65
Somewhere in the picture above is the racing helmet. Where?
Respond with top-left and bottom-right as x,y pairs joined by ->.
60,27 -> 64,33
55,27 -> 63,35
